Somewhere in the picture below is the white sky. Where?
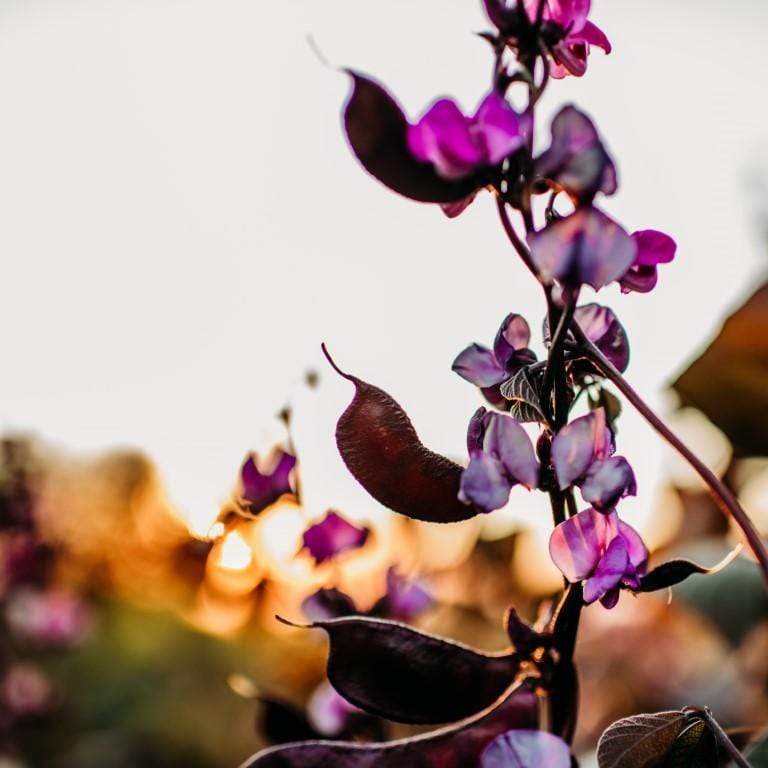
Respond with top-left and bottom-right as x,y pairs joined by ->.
0,0 -> 766,535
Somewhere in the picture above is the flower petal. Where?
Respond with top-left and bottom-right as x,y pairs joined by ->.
241,449 -> 296,515
576,20 -> 612,53
452,344 -> 507,387
535,105 -> 617,203
617,519 -> 649,574
343,73 -> 478,203
483,414 -> 540,489
551,412 -> 600,489
529,207 -> 637,290
583,535 -> 629,603
632,230 -> 677,266
459,451 -> 512,513
473,92 -> 530,165
574,303 -> 630,372
371,567 -> 434,621
549,508 -> 609,583
580,456 -> 636,511
481,729 -> 571,768
302,512 -> 370,564
408,99 -> 484,180
493,313 -> 531,369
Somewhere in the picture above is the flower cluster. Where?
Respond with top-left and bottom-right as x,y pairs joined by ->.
239,2 -> 767,767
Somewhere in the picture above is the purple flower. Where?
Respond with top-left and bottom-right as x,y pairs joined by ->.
240,449 -> 296,516
528,207 -> 637,290
1,662 -> 52,717
343,74 -> 529,218
549,508 -> 648,608
543,302 -> 630,374
481,729 -> 571,768
302,512 -> 370,564
620,229 -> 677,293
535,105 -> 617,204
551,409 -> 636,511
524,0 -> 612,79
408,92 -> 530,182
459,410 -> 539,513
372,567 -> 434,621
453,313 -> 537,407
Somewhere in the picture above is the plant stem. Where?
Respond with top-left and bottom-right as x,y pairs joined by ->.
496,196 -> 539,279
542,293 -> 576,429
692,708 -> 753,768
573,322 -> 768,588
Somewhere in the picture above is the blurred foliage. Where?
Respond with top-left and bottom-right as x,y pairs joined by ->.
674,282 -> 768,457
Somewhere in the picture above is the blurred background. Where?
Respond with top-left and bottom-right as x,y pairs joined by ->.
0,0 -> 767,765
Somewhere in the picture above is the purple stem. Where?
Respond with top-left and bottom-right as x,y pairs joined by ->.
496,196 -> 539,279
574,322 -> 768,588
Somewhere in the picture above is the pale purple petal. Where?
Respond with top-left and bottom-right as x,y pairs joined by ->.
535,106 -> 617,202
493,313 -> 531,369
382,567 -> 434,620
473,93 -> 529,165
551,412 -> 600,489
574,303 -> 629,372
481,729 -> 571,768
583,535 -> 629,603
617,519 -> 649,575
580,456 -> 636,511
529,208 -> 637,290
483,414 -> 539,489
307,681 -> 361,737
467,407 -> 491,454
549,508 -> 609,583
619,264 -> 659,294
407,100 -> 483,180
551,42 -> 589,79
459,451 -> 512,513
302,512 -> 370,564
452,344 -> 507,387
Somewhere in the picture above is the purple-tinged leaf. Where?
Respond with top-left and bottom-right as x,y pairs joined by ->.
240,681 -> 539,768
596,711 -> 691,768
664,719 -> 719,768
323,345 -> 476,523
343,73 -> 478,203
480,730 -> 571,768
315,615 -> 520,724
301,511 -> 370,564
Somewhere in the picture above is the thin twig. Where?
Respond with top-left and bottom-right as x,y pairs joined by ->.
573,322 -> 768,588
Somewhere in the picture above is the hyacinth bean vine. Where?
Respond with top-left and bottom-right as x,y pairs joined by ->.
241,2 -> 768,765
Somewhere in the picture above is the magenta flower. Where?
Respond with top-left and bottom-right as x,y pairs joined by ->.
481,729 -> 571,767
549,508 -> 648,608
535,105 -> 617,205
344,74 -> 529,217
459,410 -> 539,513
453,313 -> 537,407
529,206 -> 637,290
551,409 -> 636,511
523,0 -> 612,79
408,92 -> 530,182
6,588 -> 92,648
240,448 -> 296,516
620,229 -> 677,293
301,511 -> 370,564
